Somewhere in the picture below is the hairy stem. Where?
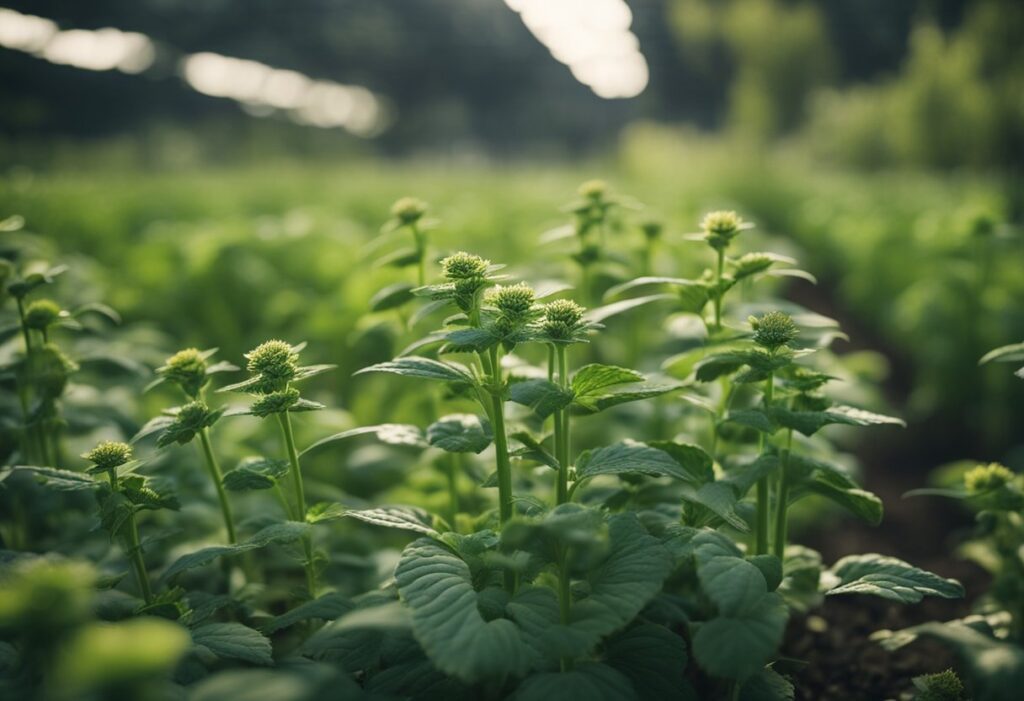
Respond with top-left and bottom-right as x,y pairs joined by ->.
198,428 -> 236,544
486,345 -> 516,592
755,370 -> 774,555
278,412 -> 317,597
773,429 -> 794,558
713,248 -> 725,331
554,345 -> 570,505
108,470 -> 152,604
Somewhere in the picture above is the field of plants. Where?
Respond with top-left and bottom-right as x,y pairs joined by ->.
0,149 -> 1023,701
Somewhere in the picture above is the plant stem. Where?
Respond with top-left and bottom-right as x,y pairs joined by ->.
554,345 -> 570,505
108,470 -> 152,604
198,428 -> 236,544
278,412 -> 317,597
126,509 -> 153,605
773,429 -> 794,558
713,248 -> 725,331
485,345 -> 516,592
755,370 -> 774,555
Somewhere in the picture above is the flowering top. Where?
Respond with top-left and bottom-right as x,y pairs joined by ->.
487,283 -> 536,322
159,348 -> 208,397
250,388 -> 301,418
578,179 -> 608,201
245,340 -> 299,391
390,197 -> 427,226
640,221 -> 663,242
750,311 -> 798,351
542,299 -> 586,341
442,252 -> 490,280
84,441 -> 132,471
701,210 -> 747,251
964,463 -> 1014,492
23,299 -> 62,330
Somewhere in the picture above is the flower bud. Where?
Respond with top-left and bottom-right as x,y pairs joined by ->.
390,197 -> 427,226
251,388 -> 300,418
913,668 -> 965,701
177,401 -> 214,431
750,311 -> 798,351
964,463 -> 1014,493
701,210 -> 745,251
640,221 -> 663,241
84,441 -> 132,470
542,299 -> 586,340
23,299 -> 62,330
441,252 -> 489,280
245,340 -> 299,391
487,283 -> 536,321
160,348 -> 208,397
578,179 -> 608,201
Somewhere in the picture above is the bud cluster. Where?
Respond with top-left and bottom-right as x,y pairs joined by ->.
542,299 -> 586,341
160,348 -> 209,398
245,340 -> 299,392
84,440 -> 133,471
750,311 -> 798,351
701,210 -> 746,251
964,462 -> 1015,493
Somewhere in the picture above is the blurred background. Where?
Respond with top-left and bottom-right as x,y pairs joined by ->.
1,0 -> 1023,558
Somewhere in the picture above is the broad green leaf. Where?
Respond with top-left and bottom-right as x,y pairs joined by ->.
262,593 -> 354,634
426,414 -> 492,453
692,594 -> 788,681
681,481 -> 748,531
695,351 -> 766,382
747,555 -> 783,592
800,478 -> 883,525
740,667 -> 795,701
576,440 -> 697,483
191,623 -> 272,665
343,506 -> 439,537
771,405 -> 905,436
356,356 -> 474,384
573,383 -> 679,414
305,502 -> 346,524
300,423 -> 426,456
443,327 -> 499,353
980,342 -> 1024,364
369,282 -> 416,312
0,465 -> 96,491
691,530 -> 788,681
161,522 -> 309,581
584,294 -> 674,324
725,408 -> 778,434
513,662 -> 637,700
570,364 -> 644,396
508,379 -> 574,420
395,538 -> 536,683
648,441 -> 714,483
604,624 -> 693,701
222,457 -> 289,491
567,514 -> 674,642
823,554 -> 964,603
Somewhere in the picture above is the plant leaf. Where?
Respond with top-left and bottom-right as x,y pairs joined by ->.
508,379 -> 574,420
395,538 -> 536,683
192,623 -> 272,665
343,506 -> 440,537
300,423 -> 426,456
570,364 -> 644,396
1,465 -> 96,491
576,440 -> 697,483
426,414 -> 493,454
262,592 -> 353,634
356,356 -> 475,385
823,554 -> 965,603
222,457 -> 289,491
161,522 -> 310,581
604,624 -> 693,701
513,662 -> 638,700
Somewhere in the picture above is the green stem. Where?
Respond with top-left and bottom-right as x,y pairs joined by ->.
126,510 -> 153,605
109,470 -> 152,604
412,224 -> 426,287
554,345 -> 570,505
198,428 -> 236,543
713,248 -> 725,331
773,429 -> 794,558
278,412 -> 317,597
755,371 -> 774,555
486,346 -> 515,592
